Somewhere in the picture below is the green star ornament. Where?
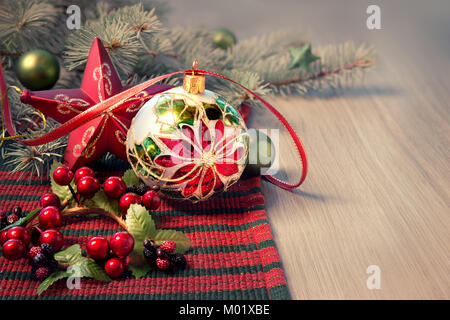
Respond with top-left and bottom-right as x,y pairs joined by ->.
288,44 -> 320,71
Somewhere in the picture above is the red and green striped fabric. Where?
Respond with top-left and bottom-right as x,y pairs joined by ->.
0,169 -> 290,300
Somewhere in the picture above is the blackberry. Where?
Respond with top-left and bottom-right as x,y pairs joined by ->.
6,213 -> 19,225
33,253 -> 49,267
12,206 -> 23,217
143,246 -> 157,262
170,254 -> 187,269
126,185 -> 138,194
143,239 -> 155,249
155,247 -> 167,259
48,257 -> 59,271
40,243 -> 54,257
136,183 -> 148,196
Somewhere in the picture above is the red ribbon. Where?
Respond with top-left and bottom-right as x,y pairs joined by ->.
1,65 -> 307,189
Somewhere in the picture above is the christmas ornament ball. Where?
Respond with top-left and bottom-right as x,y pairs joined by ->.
213,28 -> 237,49
16,49 -> 60,91
126,79 -> 249,202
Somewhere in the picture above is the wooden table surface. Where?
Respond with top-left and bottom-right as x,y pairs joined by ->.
168,0 -> 450,299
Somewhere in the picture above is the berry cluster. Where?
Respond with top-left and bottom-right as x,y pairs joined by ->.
0,224 -> 63,261
143,240 -> 187,272
0,206 -> 25,229
119,186 -> 161,215
86,231 -> 135,279
53,165 -> 162,217
53,165 -> 100,199
30,243 -> 58,281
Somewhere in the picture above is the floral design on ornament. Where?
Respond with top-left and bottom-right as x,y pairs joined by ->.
153,119 -> 247,200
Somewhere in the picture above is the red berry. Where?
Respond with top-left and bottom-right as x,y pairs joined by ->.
160,240 -> 176,254
103,176 -> 127,199
38,206 -> 63,229
119,193 -> 142,215
77,176 -> 100,199
53,166 -> 74,186
2,239 -> 25,260
104,257 -> 125,279
110,231 -> 134,257
39,229 -> 64,251
156,257 -> 170,270
6,226 -> 31,245
142,190 -> 161,211
0,229 -> 9,245
29,246 -> 42,259
86,236 -> 110,260
35,267 -> 52,281
74,167 -> 95,184
40,193 -> 61,209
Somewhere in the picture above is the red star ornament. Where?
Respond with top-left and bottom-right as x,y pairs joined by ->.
20,38 -> 171,170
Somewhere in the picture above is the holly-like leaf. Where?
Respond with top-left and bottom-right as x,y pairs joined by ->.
55,245 -> 111,281
129,264 -> 151,278
125,204 -> 155,276
122,169 -> 139,186
90,191 -> 121,216
126,204 -> 156,242
37,271 -> 71,295
151,229 -> 191,254
50,161 -> 76,202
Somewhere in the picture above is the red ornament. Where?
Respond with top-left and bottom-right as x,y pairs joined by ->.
2,239 -> 25,261
53,166 -> 74,186
74,167 -> 95,184
77,176 -> 100,199
39,229 -> 64,251
40,193 -> 61,209
142,190 -> 161,211
6,226 -> 31,245
103,176 -> 126,199
38,206 -> 63,229
109,231 -> 134,257
20,38 -> 171,170
104,257 -> 125,279
119,193 -> 141,215
86,236 -> 110,260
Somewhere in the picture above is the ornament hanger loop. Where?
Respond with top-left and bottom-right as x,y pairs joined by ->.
192,60 -> 199,75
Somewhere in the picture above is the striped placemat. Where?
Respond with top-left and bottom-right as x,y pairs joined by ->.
0,167 -> 290,300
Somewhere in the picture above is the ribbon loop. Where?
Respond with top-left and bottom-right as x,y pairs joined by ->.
0,63 -> 307,189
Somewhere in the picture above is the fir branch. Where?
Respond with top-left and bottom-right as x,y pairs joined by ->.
0,0 -> 62,53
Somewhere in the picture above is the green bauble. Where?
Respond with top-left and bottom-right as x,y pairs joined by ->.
15,49 -> 60,90
244,130 -> 276,177
213,28 -> 237,50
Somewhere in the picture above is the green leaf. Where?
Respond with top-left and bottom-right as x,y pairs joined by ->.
0,208 -> 40,232
55,245 -> 111,282
50,161 -> 76,202
37,271 -> 71,295
151,229 -> 192,254
129,264 -> 151,278
125,204 -> 156,242
90,191 -> 121,216
122,169 -> 139,186
125,204 -> 156,274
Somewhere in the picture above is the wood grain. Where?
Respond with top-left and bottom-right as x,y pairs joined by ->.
168,0 -> 450,299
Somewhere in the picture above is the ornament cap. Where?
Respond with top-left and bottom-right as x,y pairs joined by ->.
183,60 -> 205,94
